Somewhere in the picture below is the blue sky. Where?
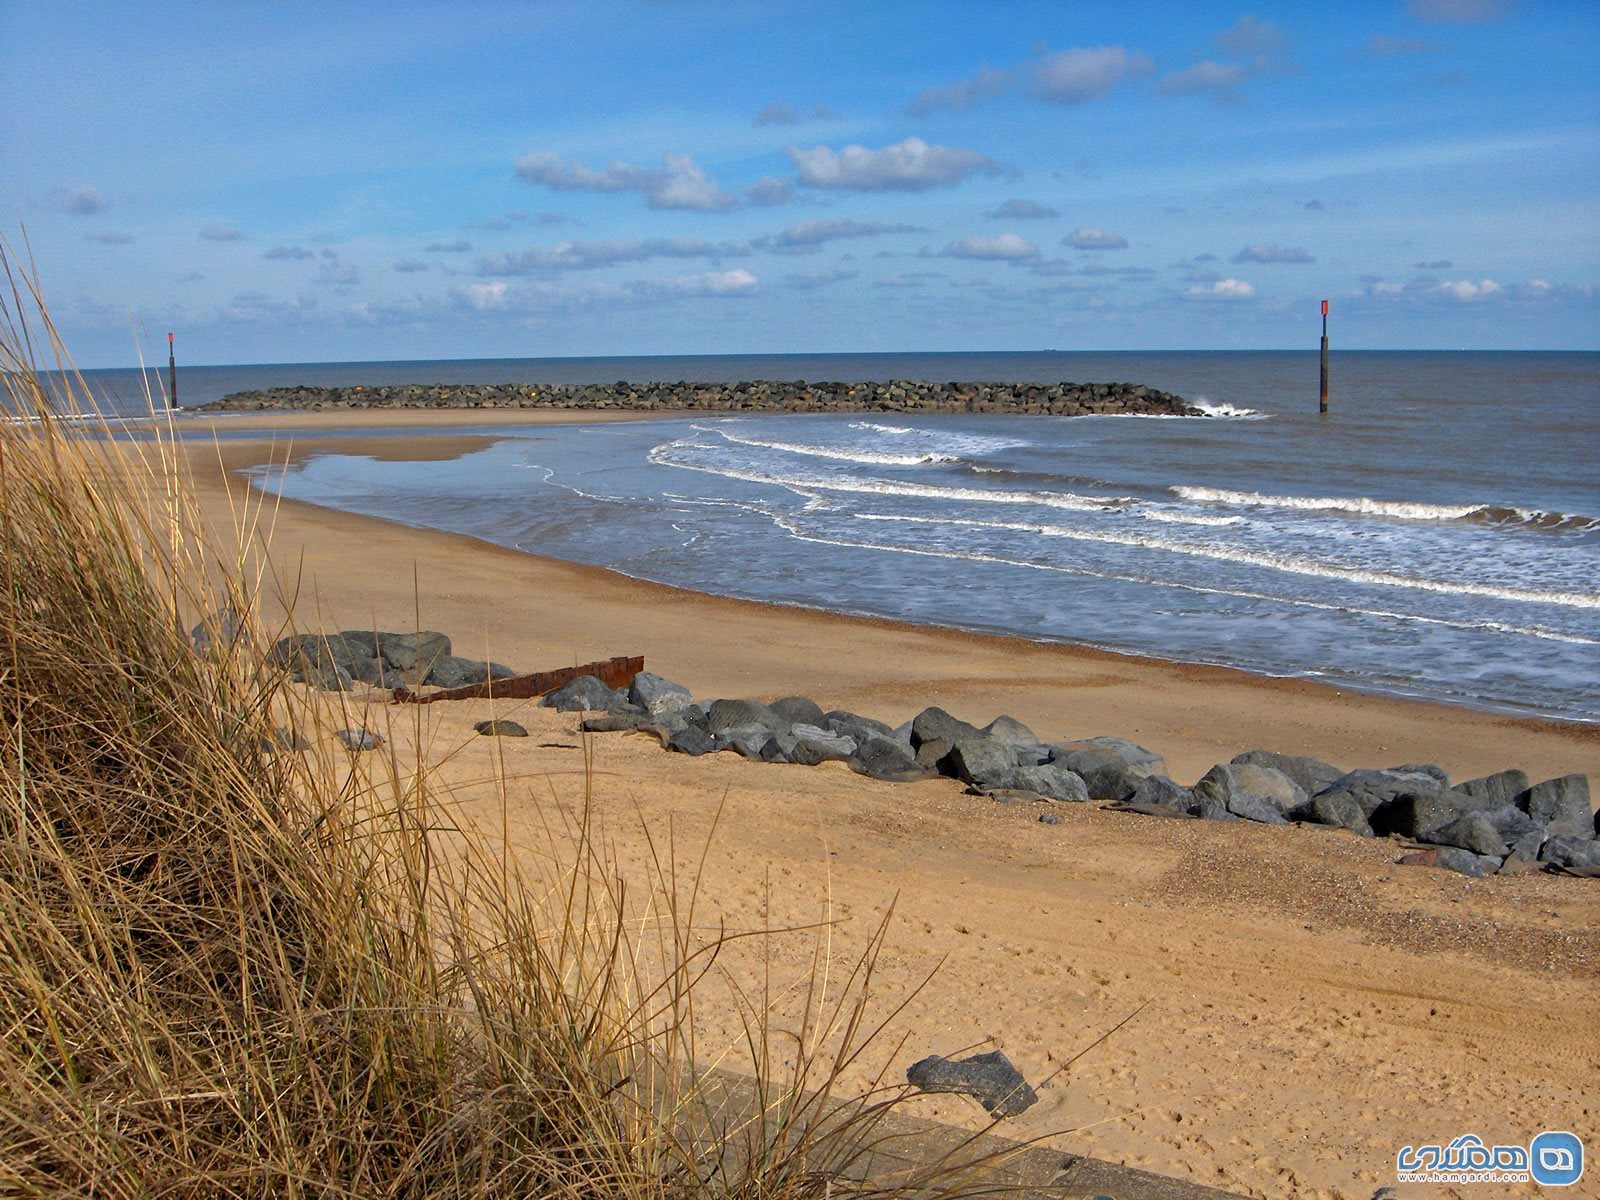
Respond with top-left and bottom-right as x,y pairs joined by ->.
3,0 -> 1596,366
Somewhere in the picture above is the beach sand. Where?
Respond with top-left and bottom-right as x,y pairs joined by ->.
181,411 -> 1599,1200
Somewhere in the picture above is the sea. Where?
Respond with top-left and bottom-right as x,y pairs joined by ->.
45,350 -> 1600,723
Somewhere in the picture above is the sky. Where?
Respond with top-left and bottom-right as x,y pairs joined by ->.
2,0 -> 1597,367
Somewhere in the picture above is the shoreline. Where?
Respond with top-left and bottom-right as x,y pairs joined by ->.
186,412 -> 1597,786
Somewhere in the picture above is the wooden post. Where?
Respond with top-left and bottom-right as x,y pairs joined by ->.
167,332 -> 177,409
1318,300 -> 1329,414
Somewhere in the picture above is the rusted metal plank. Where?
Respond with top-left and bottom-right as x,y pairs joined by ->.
392,655 -> 644,705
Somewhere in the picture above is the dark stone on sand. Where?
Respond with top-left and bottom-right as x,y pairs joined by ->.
910,706 -> 984,750
1047,738 -> 1163,801
1369,790 -> 1476,839
1539,836 -> 1600,877
941,737 -> 1020,788
1193,801 -> 1243,822
190,604 -> 241,655
1518,775 -> 1594,839
543,675 -> 628,712
1434,846 -> 1501,878
906,1050 -> 1038,1119
1230,749 -> 1343,798
1299,790 -> 1375,838
848,737 -> 928,782
474,719 -> 527,738
981,714 -> 1041,748
581,712 -> 656,733
666,725 -> 716,756
336,727 -> 383,752
1128,774 -> 1194,812
1000,763 -> 1090,803
769,695 -> 826,727
823,710 -> 896,743
372,630 -> 451,675
427,654 -> 518,690
1451,768 -> 1530,810
1419,814 -> 1508,858
785,724 -> 856,765
705,698 -> 787,735
629,671 -> 694,715
1191,763 -> 1299,824
1479,805 -> 1547,860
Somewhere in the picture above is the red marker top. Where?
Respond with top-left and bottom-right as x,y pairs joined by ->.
1321,299 -> 1329,316
168,331 -> 174,344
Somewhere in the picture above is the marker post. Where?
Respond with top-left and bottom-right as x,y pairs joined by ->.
1319,300 -> 1329,415
167,332 -> 177,409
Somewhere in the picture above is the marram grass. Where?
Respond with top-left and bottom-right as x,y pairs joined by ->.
0,250 -> 1012,1198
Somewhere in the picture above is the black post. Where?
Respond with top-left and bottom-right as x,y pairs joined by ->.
167,332 -> 177,409
1318,300 -> 1329,415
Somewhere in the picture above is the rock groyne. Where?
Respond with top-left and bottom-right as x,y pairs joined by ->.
199,378 -> 1198,417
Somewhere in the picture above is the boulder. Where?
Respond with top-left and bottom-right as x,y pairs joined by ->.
913,736 -> 954,769
427,655 -> 518,689
1193,800 -> 1243,823
848,737 -> 928,782
1419,814 -> 1507,858
1299,790 -> 1375,837
940,737 -> 1019,789
190,604 -> 241,654
543,675 -> 628,712
785,723 -> 856,765
705,698 -> 787,735
580,712 -> 656,733
1480,804 -> 1547,861
1518,775 -> 1594,839
1452,768 -> 1530,810
1190,763 -> 1301,824
1434,846 -> 1501,877
474,719 -> 528,738
1128,774 -> 1194,812
1369,790 -> 1478,839
1230,749 -> 1343,797
629,671 -> 694,715
1047,738 -> 1164,801
1389,763 -> 1450,786
905,1050 -> 1038,1120
1314,768 -> 1459,820
665,726 -> 716,757
909,706 -> 982,750
371,630 -> 451,676
769,695 -> 826,727
980,714 -> 1041,749
348,655 -> 405,689
823,710 -> 896,743
294,662 -> 355,692
1539,836 -> 1600,877
997,763 -> 1089,803
336,727 -> 383,752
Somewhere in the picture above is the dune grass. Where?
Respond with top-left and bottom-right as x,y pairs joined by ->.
0,252 -> 1013,1198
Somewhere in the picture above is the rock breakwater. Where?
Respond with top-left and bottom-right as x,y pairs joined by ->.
199,378 -> 1197,417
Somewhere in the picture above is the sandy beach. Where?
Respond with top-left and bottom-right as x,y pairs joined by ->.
184,410 -> 1599,1200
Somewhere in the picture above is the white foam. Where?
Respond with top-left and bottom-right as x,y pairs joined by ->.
649,440 -> 1129,512
1175,485 -> 1499,523
708,426 -> 957,466
848,420 -> 914,435
1139,509 -> 1244,527
766,515 -> 1598,645
855,512 -> 1600,609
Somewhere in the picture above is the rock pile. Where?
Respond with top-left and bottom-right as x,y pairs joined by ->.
269,629 -> 516,691
552,672 -> 1599,881
199,378 -> 1197,418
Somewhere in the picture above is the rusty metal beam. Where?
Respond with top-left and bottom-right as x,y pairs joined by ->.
392,655 -> 644,705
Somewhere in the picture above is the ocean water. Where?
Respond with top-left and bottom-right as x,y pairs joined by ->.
44,351 -> 1600,721
222,351 -> 1598,721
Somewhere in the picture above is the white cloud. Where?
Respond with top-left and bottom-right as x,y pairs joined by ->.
477,238 -> 745,275
200,223 -> 245,242
745,175 -> 795,206
1438,278 -> 1501,300
1187,278 -> 1255,300
754,218 -> 922,253
54,186 -> 107,215
987,199 -> 1059,220
787,136 -> 996,191
1030,46 -> 1150,103
943,233 -> 1040,261
459,282 -> 511,310
514,150 -> 737,211
1407,0 -> 1512,23
1064,228 -> 1129,250
1157,60 -> 1247,99
1234,243 -> 1315,263
658,268 -> 758,296
906,65 -> 1012,115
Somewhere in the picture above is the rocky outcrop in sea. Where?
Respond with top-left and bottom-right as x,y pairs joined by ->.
198,378 -> 1197,417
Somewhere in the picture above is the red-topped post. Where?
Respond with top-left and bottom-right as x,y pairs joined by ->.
167,332 -> 177,409
1319,300 -> 1329,414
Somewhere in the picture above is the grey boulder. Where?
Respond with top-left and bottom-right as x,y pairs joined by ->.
980,714 -> 1041,748
905,1050 -> 1038,1120
426,655 -> 517,689
1047,737 -> 1164,801
1191,763 -> 1302,824
1452,768 -> 1530,810
629,671 -> 694,715
1419,814 -> 1508,858
1230,749 -> 1343,798
768,695 -> 826,727
1539,835 -> 1600,877
996,763 -> 1089,803
909,706 -> 983,749
474,719 -> 528,738
705,698 -> 787,735
543,675 -> 629,712
1518,775 -> 1594,839
336,727 -> 383,752
848,737 -> 928,782
940,737 -> 1020,788
1435,846 -> 1502,878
